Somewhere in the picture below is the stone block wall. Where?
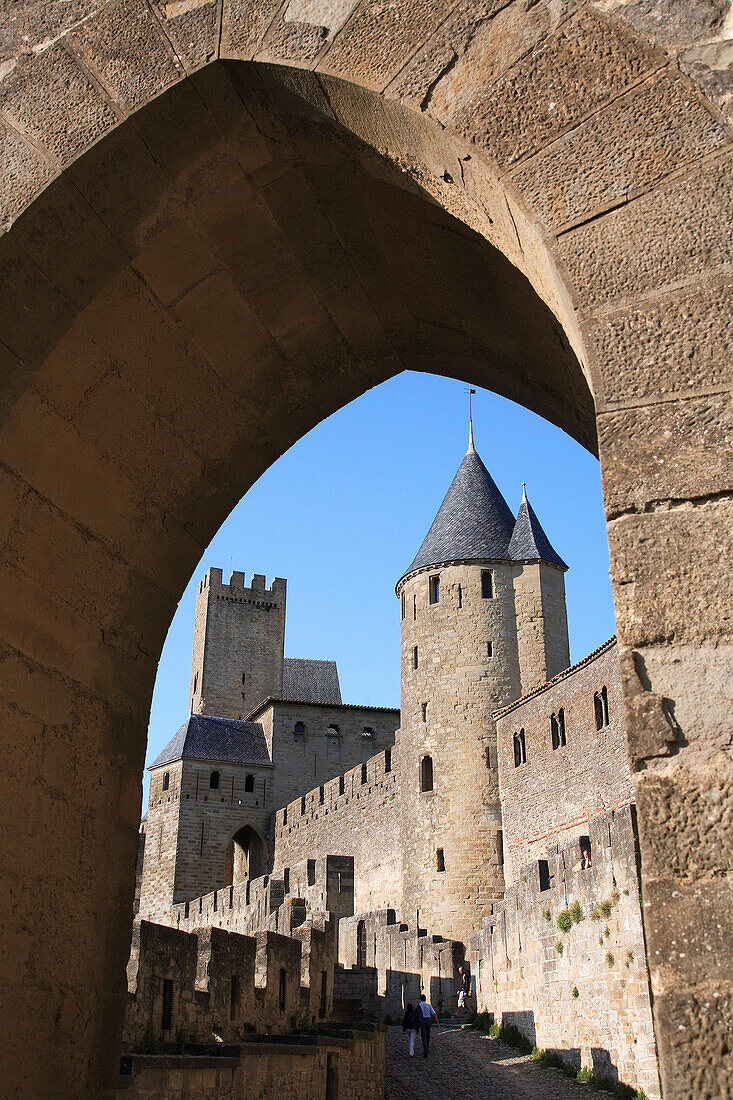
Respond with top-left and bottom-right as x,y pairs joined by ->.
274,750 -> 404,915
469,805 -> 659,1098
336,908 -> 464,1021
140,758 -> 273,917
123,918 -> 335,1048
262,700 -> 399,812
512,561 -> 570,692
495,637 -> 634,885
116,1029 -> 386,1100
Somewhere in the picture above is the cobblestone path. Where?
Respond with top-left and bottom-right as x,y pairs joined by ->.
385,1024 -> 587,1100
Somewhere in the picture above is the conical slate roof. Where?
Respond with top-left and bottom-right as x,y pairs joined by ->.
399,444 -> 516,583
508,490 -> 567,569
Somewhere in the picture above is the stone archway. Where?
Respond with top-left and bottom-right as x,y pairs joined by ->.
225,824 -> 268,885
0,3 -> 730,1096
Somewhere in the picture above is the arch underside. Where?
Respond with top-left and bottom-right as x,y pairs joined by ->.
0,2 -> 731,1096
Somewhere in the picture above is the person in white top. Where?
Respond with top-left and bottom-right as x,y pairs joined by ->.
412,994 -> 440,1057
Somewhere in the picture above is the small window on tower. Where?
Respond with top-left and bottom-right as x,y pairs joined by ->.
361,763 -> 367,785
484,746 -> 491,769
421,702 -> 427,722
594,688 -> 609,730
429,574 -> 440,604
538,859 -> 551,892
413,646 -> 419,670
244,774 -> 254,793
241,672 -> 246,686
193,672 -> 198,694
436,848 -> 446,873
401,591 -> 405,620
162,771 -> 170,792
457,583 -> 462,609
210,770 -> 220,790
339,775 -> 345,796
294,721 -> 306,737
513,730 -> 526,767
487,641 -> 493,658
481,570 -> 494,599
413,594 -> 416,620
551,710 -> 566,749
420,755 -> 434,792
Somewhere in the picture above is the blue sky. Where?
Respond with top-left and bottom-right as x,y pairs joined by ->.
142,371 -> 615,809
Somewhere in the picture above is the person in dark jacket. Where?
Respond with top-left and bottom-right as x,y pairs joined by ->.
402,1002 -> 416,1057
413,994 -> 439,1057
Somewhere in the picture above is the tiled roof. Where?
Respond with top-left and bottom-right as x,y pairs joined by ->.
149,713 -> 272,770
398,446 -> 516,584
508,491 -> 567,569
282,657 -> 341,704
492,636 -> 617,718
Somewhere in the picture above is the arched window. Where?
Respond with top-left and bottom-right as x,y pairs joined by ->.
244,774 -> 254,793
293,721 -> 305,737
513,730 -> 526,767
420,755 -> 434,792
594,687 -> 610,730
162,771 -> 170,792
551,709 -> 566,749
210,770 -> 220,790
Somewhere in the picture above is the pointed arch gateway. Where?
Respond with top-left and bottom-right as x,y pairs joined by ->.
224,824 -> 268,886
0,3 -> 730,1095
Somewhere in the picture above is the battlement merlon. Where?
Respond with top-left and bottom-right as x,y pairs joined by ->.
198,566 -> 287,601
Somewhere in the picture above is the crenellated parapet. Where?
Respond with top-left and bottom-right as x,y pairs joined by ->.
123,917 -> 335,1050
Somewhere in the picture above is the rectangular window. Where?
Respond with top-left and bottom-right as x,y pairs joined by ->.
279,968 -> 287,1012
551,711 -> 566,750
385,749 -> 392,773
320,970 -> 328,1018
339,775 -> 345,796
513,729 -> 526,767
457,583 -> 462,609
361,763 -> 367,785
429,574 -> 440,604
421,702 -> 427,722
436,848 -> 445,872
538,859 -> 551,892
319,785 -> 324,804
481,570 -> 494,599
580,837 -> 592,869
230,975 -> 238,1020
413,594 -> 416,620
199,822 -> 205,856
486,641 -> 493,658
413,646 -> 418,669
162,979 -> 173,1032
401,591 -> 405,620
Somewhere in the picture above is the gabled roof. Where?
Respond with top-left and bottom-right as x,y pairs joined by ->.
283,657 -> 341,704
508,489 -> 567,569
149,713 -> 272,770
398,444 -> 516,585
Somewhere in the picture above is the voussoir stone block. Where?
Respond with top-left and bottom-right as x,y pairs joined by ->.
0,120 -> 56,231
607,500 -> 733,648
153,0 -> 221,73
448,8 -> 664,168
509,68 -> 727,231
597,394 -> 732,515
66,0 -> 183,113
560,150 -> 733,313
584,274 -> 733,404
221,0 -> 288,60
317,0 -> 456,91
0,44 -> 119,169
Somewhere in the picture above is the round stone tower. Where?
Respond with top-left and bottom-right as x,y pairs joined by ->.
395,430 -> 568,944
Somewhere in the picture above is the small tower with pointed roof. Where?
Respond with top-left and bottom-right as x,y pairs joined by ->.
394,430 -> 569,943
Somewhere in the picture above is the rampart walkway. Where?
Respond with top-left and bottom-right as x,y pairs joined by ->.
385,1024 -> 590,1100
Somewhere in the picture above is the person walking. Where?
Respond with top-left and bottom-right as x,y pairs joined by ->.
413,993 -> 439,1058
402,1002 -> 416,1057
457,965 -> 471,1018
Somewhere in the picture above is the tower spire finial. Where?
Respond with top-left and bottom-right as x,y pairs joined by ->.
467,387 -> 476,452
522,481 -> 527,502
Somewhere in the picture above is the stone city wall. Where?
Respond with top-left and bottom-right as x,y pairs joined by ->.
336,908 -> 463,1021
262,701 -> 399,813
140,758 -> 273,918
469,805 -> 659,1099
123,918 -> 335,1049
168,856 -> 354,941
274,750 -> 404,915
116,1028 -> 386,1100
495,637 -> 634,885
